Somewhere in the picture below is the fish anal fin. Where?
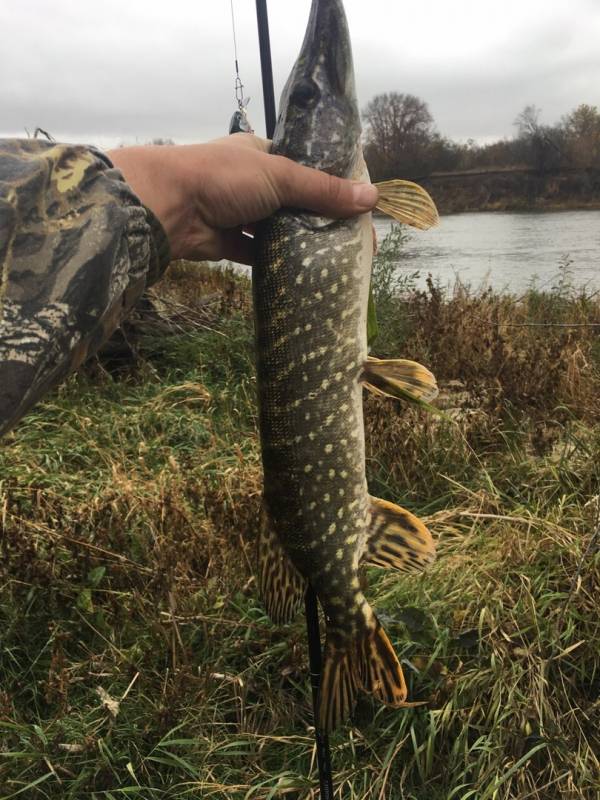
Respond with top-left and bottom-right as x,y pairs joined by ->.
362,357 -> 438,404
257,502 -> 305,624
374,179 -> 439,230
363,496 -> 435,573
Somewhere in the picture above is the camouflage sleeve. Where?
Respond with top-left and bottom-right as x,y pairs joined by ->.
0,138 -> 171,438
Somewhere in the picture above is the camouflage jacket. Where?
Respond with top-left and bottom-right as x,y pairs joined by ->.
0,139 -> 170,437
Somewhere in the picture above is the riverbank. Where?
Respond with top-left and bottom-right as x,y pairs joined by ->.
1,251 -> 599,799
418,166 -> 600,214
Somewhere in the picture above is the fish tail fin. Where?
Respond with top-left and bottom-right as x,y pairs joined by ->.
318,608 -> 408,731
318,638 -> 361,732
356,613 -> 408,707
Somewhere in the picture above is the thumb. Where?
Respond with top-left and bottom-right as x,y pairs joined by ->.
271,155 -> 378,218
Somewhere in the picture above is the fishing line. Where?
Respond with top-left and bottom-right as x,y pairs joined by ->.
230,0 -> 243,107
486,321 -> 600,328
228,0 -> 253,133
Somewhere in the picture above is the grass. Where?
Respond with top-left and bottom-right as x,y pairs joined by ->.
1,242 -> 599,799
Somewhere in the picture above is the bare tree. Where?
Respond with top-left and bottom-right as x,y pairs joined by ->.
513,105 -> 564,173
562,104 -> 600,168
514,104 -> 542,138
362,93 -> 435,179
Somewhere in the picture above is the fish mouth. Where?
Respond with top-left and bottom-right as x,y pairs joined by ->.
299,0 -> 354,98
272,0 -> 360,177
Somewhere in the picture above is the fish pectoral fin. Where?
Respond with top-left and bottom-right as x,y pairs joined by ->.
362,357 -> 439,404
362,495 -> 435,573
374,179 -> 439,230
257,502 -> 306,624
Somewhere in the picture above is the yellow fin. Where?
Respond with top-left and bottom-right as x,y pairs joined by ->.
356,615 -> 408,708
374,179 -> 439,230
362,356 -> 438,403
363,496 -> 435,573
318,642 -> 360,731
257,502 -> 305,624
318,613 -> 409,731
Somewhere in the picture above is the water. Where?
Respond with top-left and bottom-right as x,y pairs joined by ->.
374,210 -> 600,293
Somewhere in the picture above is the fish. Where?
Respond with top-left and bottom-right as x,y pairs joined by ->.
253,0 -> 439,731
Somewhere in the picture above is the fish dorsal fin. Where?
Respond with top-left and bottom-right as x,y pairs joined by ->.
362,496 -> 435,573
362,357 -> 438,404
374,179 -> 439,230
257,501 -> 306,624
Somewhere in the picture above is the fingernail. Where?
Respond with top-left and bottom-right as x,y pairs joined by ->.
352,182 -> 378,210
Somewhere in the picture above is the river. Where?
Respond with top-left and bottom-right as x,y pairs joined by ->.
374,209 -> 600,294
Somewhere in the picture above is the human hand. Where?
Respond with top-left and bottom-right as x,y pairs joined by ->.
107,134 -> 378,265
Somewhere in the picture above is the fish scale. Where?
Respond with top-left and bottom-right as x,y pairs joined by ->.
253,0 -> 441,731
255,212 -> 371,635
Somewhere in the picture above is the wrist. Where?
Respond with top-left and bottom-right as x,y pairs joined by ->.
107,145 -> 189,258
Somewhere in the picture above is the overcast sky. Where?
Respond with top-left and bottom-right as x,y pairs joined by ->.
2,0 -> 600,151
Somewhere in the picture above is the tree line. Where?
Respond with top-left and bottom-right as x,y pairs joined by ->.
362,94 -> 600,182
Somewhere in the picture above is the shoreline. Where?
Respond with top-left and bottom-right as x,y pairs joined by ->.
413,166 -> 600,215
374,202 -> 600,218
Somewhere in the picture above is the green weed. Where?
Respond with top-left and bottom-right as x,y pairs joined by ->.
1,252 -> 599,799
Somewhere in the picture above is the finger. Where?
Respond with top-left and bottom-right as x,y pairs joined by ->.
271,157 -> 379,218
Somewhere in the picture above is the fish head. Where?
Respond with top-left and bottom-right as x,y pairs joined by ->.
272,0 -> 361,179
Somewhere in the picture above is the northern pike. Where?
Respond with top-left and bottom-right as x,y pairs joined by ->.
253,0 -> 439,731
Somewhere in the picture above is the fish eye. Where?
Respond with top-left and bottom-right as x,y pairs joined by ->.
291,78 -> 320,109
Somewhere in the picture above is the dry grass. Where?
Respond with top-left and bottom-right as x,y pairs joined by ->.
1,241 -> 599,799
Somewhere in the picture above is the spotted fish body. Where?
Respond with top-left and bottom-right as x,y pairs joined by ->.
254,0 -> 438,731
255,206 -> 373,621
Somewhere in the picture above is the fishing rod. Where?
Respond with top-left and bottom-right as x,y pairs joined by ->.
254,2 -> 334,797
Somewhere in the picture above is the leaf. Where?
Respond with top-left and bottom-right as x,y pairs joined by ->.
96,686 -> 120,718
58,743 -> 85,753
126,762 -> 138,782
76,587 -> 94,613
479,742 -> 548,800
87,566 -> 106,588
